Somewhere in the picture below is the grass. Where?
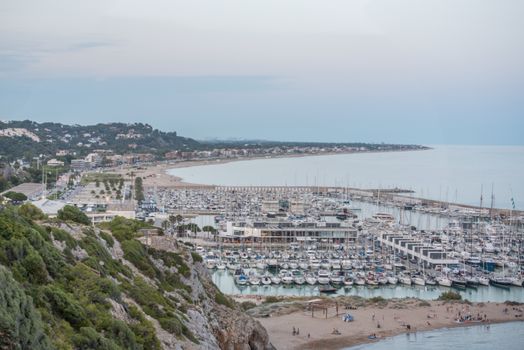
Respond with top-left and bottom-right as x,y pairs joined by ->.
215,291 -> 235,308
240,301 -> 257,311
191,252 -> 202,263
263,296 -> 283,304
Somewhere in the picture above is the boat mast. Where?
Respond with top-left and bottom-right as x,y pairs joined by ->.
489,183 -> 494,221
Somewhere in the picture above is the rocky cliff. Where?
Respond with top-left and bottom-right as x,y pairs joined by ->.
0,204 -> 273,350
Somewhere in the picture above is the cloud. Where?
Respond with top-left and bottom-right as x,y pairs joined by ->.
0,53 -> 36,72
65,41 -> 116,52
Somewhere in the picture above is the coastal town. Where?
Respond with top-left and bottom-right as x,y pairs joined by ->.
2,1 -> 523,349
1,122 -> 523,349
2,146 -> 523,291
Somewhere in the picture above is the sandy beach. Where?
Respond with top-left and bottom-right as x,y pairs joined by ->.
242,297 -> 523,350
110,148 -> 424,189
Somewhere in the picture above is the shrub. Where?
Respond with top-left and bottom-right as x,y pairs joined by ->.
51,228 -> 78,249
191,252 -> 203,263
99,231 -> 114,248
437,291 -> 462,301
3,191 -> 27,202
150,249 -> 190,278
19,203 -> 46,220
101,216 -> 149,242
240,301 -> 257,311
263,296 -> 282,304
43,285 -> 88,328
127,305 -> 161,350
0,266 -> 53,350
121,240 -> 159,279
368,296 -> 386,303
79,236 -> 131,278
215,292 -> 235,308
71,327 -> 120,350
22,251 -> 48,284
57,205 -> 90,225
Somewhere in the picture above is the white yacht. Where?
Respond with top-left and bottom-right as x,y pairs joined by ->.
317,270 -> 331,285
412,276 -> 426,286
270,276 -> 281,285
387,276 -> 398,285
436,276 -> 452,287
306,274 -> 318,285
399,275 -> 412,285
261,275 -> 272,285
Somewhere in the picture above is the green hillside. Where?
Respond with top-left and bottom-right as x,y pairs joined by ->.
0,120 -> 200,160
0,204 -> 271,349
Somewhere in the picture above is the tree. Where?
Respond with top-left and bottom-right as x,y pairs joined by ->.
22,252 -> 48,284
57,205 -> 91,225
3,191 -> 27,202
134,177 -> 144,202
0,266 -> 53,349
18,203 -> 46,221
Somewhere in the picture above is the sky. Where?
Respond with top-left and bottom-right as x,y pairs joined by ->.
0,0 -> 523,144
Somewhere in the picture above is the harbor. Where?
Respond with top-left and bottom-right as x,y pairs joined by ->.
136,182 -> 524,301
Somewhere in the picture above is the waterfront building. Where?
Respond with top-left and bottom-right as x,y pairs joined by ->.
377,232 -> 459,268
221,219 -> 358,244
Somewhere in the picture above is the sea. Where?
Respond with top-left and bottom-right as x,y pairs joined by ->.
344,321 -> 524,350
168,145 -> 524,210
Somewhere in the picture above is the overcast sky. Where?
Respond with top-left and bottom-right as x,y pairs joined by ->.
1,0 -> 523,144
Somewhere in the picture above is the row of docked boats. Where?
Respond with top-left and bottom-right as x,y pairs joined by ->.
226,268 -> 490,288
200,244 -> 524,289
228,268 -> 523,289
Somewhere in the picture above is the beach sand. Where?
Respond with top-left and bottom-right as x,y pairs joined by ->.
111,160 -> 218,188
250,298 -> 523,350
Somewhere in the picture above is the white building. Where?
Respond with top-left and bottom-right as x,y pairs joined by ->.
47,159 -> 65,167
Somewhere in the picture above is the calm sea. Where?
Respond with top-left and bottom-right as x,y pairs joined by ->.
345,321 -> 524,350
168,145 -> 524,210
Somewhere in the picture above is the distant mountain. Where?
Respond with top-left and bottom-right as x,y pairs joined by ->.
0,120 -> 200,160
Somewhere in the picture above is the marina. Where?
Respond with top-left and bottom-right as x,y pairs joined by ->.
137,176 -> 524,302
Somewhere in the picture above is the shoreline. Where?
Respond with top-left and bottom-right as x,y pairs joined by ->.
111,148 -> 523,215
240,296 -> 523,350
110,147 -> 427,190
302,319 -> 520,350
135,148 -> 426,188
